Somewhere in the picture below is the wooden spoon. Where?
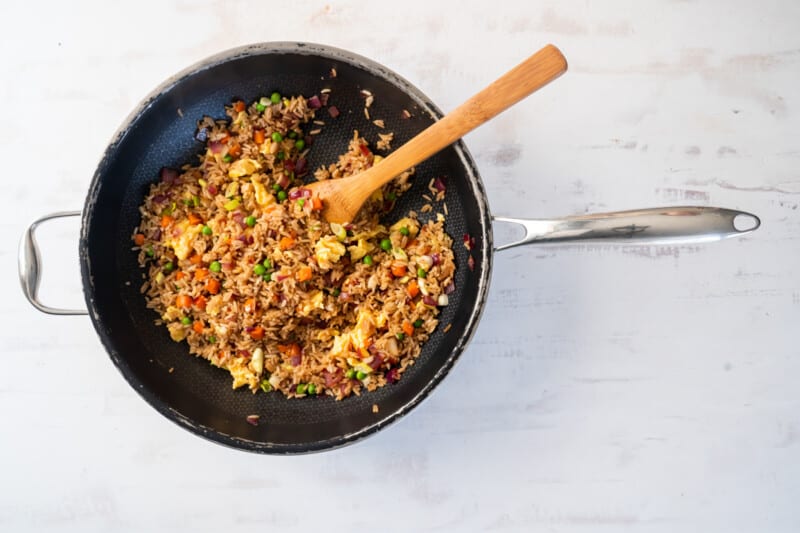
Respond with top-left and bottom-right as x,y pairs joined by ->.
306,44 -> 568,223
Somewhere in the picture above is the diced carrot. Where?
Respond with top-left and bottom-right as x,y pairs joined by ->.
402,321 -> 414,337
244,297 -> 256,314
311,197 -> 323,211
279,236 -> 295,250
194,268 -> 209,281
233,100 -> 246,112
278,343 -> 301,357
406,238 -> 418,249
175,271 -> 186,280
189,254 -> 202,265
175,294 -> 192,308
253,128 -> 265,145
219,133 -> 230,144
407,280 -> 420,298
228,143 -> 242,158
205,278 -> 220,295
391,262 -> 407,278
192,320 -> 204,334
296,266 -> 313,282
188,213 -> 202,225
249,326 -> 264,340
193,294 -> 207,310
161,215 -> 174,228
133,233 -> 145,246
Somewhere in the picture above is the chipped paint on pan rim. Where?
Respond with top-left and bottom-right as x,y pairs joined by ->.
79,42 -> 493,454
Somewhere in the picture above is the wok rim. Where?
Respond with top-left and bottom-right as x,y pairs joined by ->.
79,41 -> 494,454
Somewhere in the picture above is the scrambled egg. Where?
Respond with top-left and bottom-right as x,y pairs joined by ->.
228,158 -> 261,178
251,179 -> 275,207
390,217 -> 419,237
297,290 -> 325,316
330,309 -> 377,373
314,236 -> 346,270
166,219 -> 202,260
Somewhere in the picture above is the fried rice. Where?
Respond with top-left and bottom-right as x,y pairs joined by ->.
132,93 -> 455,399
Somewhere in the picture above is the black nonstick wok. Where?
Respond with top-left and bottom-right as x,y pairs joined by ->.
18,42 -> 760,453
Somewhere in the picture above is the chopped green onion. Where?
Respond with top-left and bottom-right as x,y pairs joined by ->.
263,272 -> 272,282
288,131 -> 298,139
380,238 -> 392,251
201,225 -> 212,236
145,246 -> 155,257
276,151 -> 285,160
163,261 -> 174,273
363,255 -> 373,266
356,370 -> 367,380
270,92 -> 281,104
413,319 -> 423,328
277,190 -> 288,202
245,215 -> 256,227
271,131 -> 283,143
345,368 -> 356,379
192,196 -> 200,208
399,226 -> 410,236
209,261 -> 222,273
181,316 -> 191,325
296,383 -> 308,395
387,191 -> 397,201
254,264 -> 266,276
272,183 -> 281,192
223,154 -> 232,163
417,267 -> 427,278
223,198 -> 240,211
332,287 -> 341,297
295,139 -> 305,150
396,332 -> 405,341
207,335 -> 217,343
297,198 -> 305,208
307,383 -> 317,395
256,102 -> 266,112
260,379 -> 272,392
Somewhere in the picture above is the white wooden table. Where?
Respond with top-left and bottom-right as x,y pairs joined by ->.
3,1 -> 798,531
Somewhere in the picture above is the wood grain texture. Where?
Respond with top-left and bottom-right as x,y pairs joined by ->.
2,1 -> 799,532
312,44 -> 566,222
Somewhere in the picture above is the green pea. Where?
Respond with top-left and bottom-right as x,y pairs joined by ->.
295,139 -> 305,150
277,190 -> 288,202
296,383 -> 308,395
417,267 -> 427,278
254,264 -> 266,276
207,335 -> 217,343
245,215 -> 256,227
345,368 -> 356,379
271,131 -> 283,143
413,319 -> 423,328
332,288 -> 341,297
223,154 -> 232,163
201,225 -> 212,236
380,238 -> 392,251
270,92 -> 281,104
297,198 -> 305,208
307,383 -> 317,395
181,316 -> 191,325
163,261 -> 174,272
209,261 -> 222,273
272,183 -> 282,192
276,151 -> 285,160
396,332 -> 405,341
256,102 -> 266,112
399,226 -> 410,236
387,191 -> 397,201
263,258 -> 273,269
263,272 -> 272,282
288,131 -> 298,139
145,246 -> 155,257
363,255 -> 373,266
356,370 -> 367,380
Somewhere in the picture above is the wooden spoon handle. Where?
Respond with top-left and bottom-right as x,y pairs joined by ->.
366,44 -> 568,190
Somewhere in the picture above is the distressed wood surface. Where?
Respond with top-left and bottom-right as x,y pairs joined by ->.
1,1 -> 798,531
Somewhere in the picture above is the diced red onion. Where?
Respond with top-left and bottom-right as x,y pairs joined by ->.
468,255 -> 475,271
304,135 -> 314,148
244,326 -> 254,333
320,93 -> 330,106
444,282 -> 455,295
369,353 -> 384,370
232,211 -> 246,228
423,295 -> 437,307
431,253 -> 441,266
288,188 -> 304,200
328,105 -> 340,118
247,236 -> 254,245
152,193 -> 167,204
301,188 -> 312,198
284,159 -> 295,172
275,273 -> 289,281
171,226 -> 183,237
160,167 -> 178,184
385,368 -> 399,383
338,291 -> 351,302
367,343 -> 378,355
207,183 -> 218,195
150,228 -> 161,241
238,349 -> 251,359
343,223 -> 355,231
323,369 -> 342,387
222,262 -> 233,271
359,144 -> 371,157
290,354 -> 302,366
208,141 -> 224,154
295,157 -> 307,174
277,173 -> 291,189
433,177 -> 446,192
236,234 -> 247,243
308,95 -> 322,109
463,233 -> 475,250
246,415 -> 260,426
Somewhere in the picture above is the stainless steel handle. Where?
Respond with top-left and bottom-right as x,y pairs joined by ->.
493,206 -> 760,252
18,211 -> 88,315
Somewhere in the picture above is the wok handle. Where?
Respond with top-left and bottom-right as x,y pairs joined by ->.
493,206 -> 760,252
18,211 -> 88,315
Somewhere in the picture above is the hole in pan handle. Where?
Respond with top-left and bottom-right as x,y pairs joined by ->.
493,206 -> 761,252
18,211 -> 88,315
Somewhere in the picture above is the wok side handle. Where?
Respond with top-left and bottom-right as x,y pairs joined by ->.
18,211 -> 88,315
493,206 -> 760,252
